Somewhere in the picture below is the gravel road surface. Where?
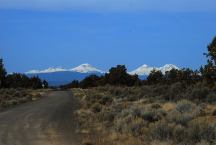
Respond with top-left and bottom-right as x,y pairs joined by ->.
0,91 -> 81,145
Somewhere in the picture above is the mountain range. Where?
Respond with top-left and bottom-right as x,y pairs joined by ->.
26,64 -> 179,86
129,64 -> 179,75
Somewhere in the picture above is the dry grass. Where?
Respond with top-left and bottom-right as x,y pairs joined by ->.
0,88 -> 47,109
162,103 -> 176,112
72,85 -> 216,145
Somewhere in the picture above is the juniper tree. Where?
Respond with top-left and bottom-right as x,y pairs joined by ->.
202,36 -> 216,83
205,36 -> 216,65
0,59 -> 7,88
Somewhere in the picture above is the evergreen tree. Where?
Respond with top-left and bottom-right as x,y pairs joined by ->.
70,80 -> 79,88
165,69 -> 179,83
205,36 -> 216,65
60,80 -> 79,89
147,69 -> 164,84
105,65 -> 140,86
79,75 -> 101,89
202,36 -> 216,84
30,76 -> 42,89
200,60 -> 216,84
0,59 -> 7,88
42,80 -> 49,88
105,65 -> 129,85
5,73 -> 30,88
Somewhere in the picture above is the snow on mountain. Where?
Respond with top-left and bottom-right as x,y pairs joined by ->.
70,63 -> 104,73
158,64 -> 179,74
26,64 -> 104,74
130,64 -> 179,76
129,64 -> 155,76
26,63 -> 178,75
26,67 -> 67,74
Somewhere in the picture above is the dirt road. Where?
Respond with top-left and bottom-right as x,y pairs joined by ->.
0,91 -> 82,145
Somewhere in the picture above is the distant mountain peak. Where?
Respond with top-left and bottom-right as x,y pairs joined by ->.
70,63 -> 104,73
26,64 -> 104,74
26,67 -> 66,74
140,64 -> 148,68
159,64 -> 179,74
130,64 -> 179,75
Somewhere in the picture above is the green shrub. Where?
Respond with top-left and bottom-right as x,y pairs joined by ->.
114,115 -> 133,133
153,85 -> 169,96
99,96 -> 112,105
176,100 -> 196,113
151,103 -> 162,109
173,125 -> 187,143
189,87 -> 209,100
91,103 -> 102,113
168,100 -> 201,126
128,118 -> 145,137
168,111 -> 194,126
188,120 -> 216,143
114,116 -> 145,137
118,106 -> 141,119
141,109 -> 166,123
85,92 -> 102,106
100,111 -> 116,122
149,121 -> 173,141
164,82 -> 184,100
206,93 -> 216,103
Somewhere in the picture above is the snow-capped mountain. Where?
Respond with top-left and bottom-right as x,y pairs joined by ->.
130,64 -> 155,76
130,64 -> 179,76
25,64 -> 104,86
158,64 -> 179,74
70,63 -> 104,73
26,67 -> 67,74
26,64 -> 103,74
25,64 -> 179,86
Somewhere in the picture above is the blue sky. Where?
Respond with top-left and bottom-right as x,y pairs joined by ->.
0,0 -> 216,73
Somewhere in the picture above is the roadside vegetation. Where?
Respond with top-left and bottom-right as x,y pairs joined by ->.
73,85 -> 216,145
71,36 -> 216,145
0,88 -> 46,109
0,59 -> 49,109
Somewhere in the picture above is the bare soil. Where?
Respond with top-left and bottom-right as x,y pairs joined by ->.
0,91 -> 82,145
